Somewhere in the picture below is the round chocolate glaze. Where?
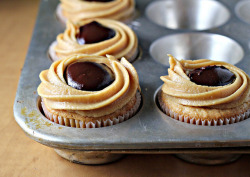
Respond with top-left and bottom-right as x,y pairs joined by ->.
84,0 -> 114,2
64,62 -> 115,91
187,65 -> 236,86
76,21 -> 116,45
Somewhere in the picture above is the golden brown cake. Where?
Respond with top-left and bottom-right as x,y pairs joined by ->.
57,0 -> 136,24
37,54 -> 141,128
49,19 -> 138,62
159,55 -> 250,126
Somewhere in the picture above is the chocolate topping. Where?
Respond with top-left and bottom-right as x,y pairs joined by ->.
65,62 -> 115,91
84,0 -> 114,2
76,21 -> 116,45
187,65 -> 236,86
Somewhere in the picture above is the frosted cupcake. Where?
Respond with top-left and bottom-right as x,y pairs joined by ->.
49,19 -> 138,62
159,55 -> 250,126
57,0 -> 136,24
38,54 -> 141,128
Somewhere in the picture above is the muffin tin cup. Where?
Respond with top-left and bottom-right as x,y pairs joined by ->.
150,32 -> 244,66
235,0 -> 250,25
145,0 -> 230,30
176,153 -> 241,165
14,0 -> 250,165
54,149 -> 125,165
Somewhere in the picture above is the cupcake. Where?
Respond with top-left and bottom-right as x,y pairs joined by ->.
159,55 -> 250,126
49,19 -> 138,62
37,54 -> 141,128
57,0 -> 136,24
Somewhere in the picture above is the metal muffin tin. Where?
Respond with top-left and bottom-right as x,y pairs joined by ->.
14,0 -> 250,165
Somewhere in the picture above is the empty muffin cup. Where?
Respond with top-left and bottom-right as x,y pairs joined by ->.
146,0 -> 230,30
150,32 -> 244,66
235,0 -> 250,25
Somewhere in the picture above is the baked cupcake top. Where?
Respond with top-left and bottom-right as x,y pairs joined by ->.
59,0 -> 135,23
52,19 -> 138,62
37,54 -> 140,117
160,55 -> 250,110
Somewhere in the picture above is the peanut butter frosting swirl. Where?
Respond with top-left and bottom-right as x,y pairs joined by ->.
53,19 -> 138,62
160,55 -> 250,109
60,0 -> 135,22
38,54 -> 140,117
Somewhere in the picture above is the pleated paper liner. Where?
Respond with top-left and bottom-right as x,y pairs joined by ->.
41,91 -> 141,128
48,41 -> 59,61
158,94 -> 250,126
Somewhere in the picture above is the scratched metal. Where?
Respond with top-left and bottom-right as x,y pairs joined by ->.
14,0 -> 250,151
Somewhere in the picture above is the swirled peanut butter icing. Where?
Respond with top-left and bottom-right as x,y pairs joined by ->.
38,54 -> 140,121
59,0 -> 135,23
51,19 -> 138,62
159,55 -> 250,124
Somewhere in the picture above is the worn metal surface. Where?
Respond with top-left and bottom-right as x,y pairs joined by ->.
14,0 -> 250,153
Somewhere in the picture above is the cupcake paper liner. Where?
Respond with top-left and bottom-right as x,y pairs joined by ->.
129,47 -> 140,63
42,91 -> 141,128
48,41 -> 59,61
55,4 -> 66,24
158,94 -> 250,126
